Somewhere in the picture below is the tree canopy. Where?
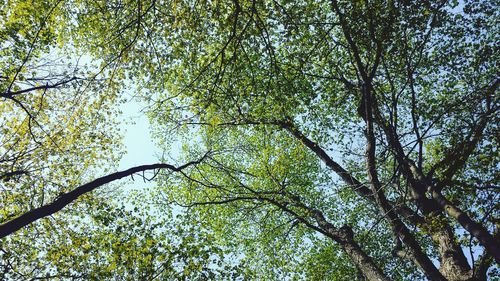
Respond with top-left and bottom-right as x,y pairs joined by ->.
0,0 -> 498,280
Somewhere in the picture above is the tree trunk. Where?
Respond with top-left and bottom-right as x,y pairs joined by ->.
341,241 -> 391,281
432,228 -> 473,281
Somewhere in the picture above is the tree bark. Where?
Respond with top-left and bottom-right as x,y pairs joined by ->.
431,191 -> 500,264
362,84 -> 445,281
432,228 -> 472,281
314,212 -> 391,281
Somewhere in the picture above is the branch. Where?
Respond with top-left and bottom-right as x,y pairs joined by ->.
0,77 -> 79,99
362,83 -> 444,280
279,120 -> 425,223
0,170 -> 28,182
280,120 -> 374,199
265,195 -> 390,281
330,0 -> 369,81
431,79 -> 499,189
473,252 -> 493,280
431,190 -> 500,263
0,154 -> 208,239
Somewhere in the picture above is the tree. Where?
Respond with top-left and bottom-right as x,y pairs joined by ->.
1,0 -> 498,280
0,1 -> 242,279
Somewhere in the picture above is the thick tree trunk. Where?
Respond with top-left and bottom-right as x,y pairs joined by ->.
341,240 -> 391,281
432,228 -> 473,281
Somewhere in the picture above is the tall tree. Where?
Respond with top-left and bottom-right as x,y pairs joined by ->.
1,1 -> 245,278
140,0 -> 498,280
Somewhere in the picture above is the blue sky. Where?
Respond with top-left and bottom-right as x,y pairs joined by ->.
117,98 -> 159,192
119,100 -> 158,169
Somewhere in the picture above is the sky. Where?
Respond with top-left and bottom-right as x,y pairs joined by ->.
117,98 -> 159,191
118,100 -> 158,169
115,97 -> 188,217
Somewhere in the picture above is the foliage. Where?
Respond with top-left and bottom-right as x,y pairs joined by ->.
1,0 -> 499,280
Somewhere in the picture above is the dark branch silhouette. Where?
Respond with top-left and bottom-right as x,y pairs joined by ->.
0,154 -> 208,239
